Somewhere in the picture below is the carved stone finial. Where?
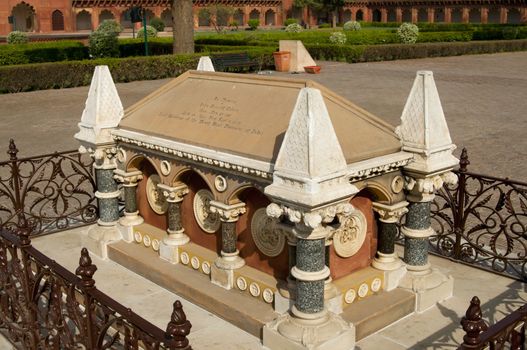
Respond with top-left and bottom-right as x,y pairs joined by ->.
165,300 -> 192,349
75,248 -> 97,288
396,71 -> 458,175
7,139 -> 18,161
459,148 -> 470,173
460,296 -> 488,348
197,56 -> 215,72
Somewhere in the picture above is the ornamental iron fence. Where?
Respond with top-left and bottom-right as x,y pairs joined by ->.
0,139 -> 97,236
459,296 -> 527,350
430,148 -> 527,281
0,227 -> 192,349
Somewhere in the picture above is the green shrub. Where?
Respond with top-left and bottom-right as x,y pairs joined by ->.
329,31 -> 347,45
0,47 -> 275,93
502,27 -> 519,40
304,39 -> 527,63
417,31 -> 472,43
89,31 -> 119,58
150,17 -> 166,32
284,18 -> 298,26
343,21 -> 361,31
318,23 -> 331,29
229,20 -> 239,29
248,19 -> 259,30
7,31 -> 29,44
0,41 -> 88,65
285,23 -> 303,33
137,25 -> 158,39
97,20 -> 122,34
397,23 -> 419,44
417,23 -> 473,32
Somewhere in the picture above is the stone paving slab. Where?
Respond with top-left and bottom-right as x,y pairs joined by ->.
0,52 -> 525,179
23,227 -> 526,350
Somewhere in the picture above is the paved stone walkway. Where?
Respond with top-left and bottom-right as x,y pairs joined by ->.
0,52 -> 525,179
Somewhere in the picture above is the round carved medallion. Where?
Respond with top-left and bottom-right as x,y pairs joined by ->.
371,278 -> 382,292
251,208 -> 285,257
263,288 -> 274,304
236,277 -> 247,291
391,175 -> 405,194
358,283 -> 369,298
201,261 -> 211,275
180,252 -> 190,265
344,289 -> 356,304
214,175 -> 227,192
333,210 -> 367,258
193,189 -> 220,233
160,160 -> 171,176
146,174 -> 168,215
249,282 -> 261,297
191,256 -> 200,270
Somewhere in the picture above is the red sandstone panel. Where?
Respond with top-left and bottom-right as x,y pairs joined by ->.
179,171 -> 221,253
237,188 -> 289,281
329,196 -> 376,280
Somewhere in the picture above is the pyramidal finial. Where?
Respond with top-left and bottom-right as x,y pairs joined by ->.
275,87 -> 347,177
266,88 -> 357,207
396,71 -> 458,173
74,65 -> 124,146
197,56 -> 215,72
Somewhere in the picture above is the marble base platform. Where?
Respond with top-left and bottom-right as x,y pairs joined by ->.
82,225 -> 121,259
399,267 -> 454,312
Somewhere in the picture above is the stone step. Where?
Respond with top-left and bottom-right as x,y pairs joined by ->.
109,239 -> 415,341
342,287 -> 415,340
107,240 -> 278,337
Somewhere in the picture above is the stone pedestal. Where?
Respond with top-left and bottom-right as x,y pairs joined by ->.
210,201 -> 246,290
263,225 -> 354,350
114,169 -> 143,242
157,183 -> 190,264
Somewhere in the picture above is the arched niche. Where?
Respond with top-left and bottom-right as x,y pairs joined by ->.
249,9 -> 260,21
372,9 -> 382,22
161,8 -> 172,27
52,10 -> 64,31
76,10 -> 92,31
11,2 -> 36,32
99,9 -> 115,23
469,8 -> 481,23
265,9 -> 275,25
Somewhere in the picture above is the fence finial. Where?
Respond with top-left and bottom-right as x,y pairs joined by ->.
165,300 -> 192,349
459,147 -> 470,173
7,139 -> 18,161
75,248 -> 97,288
460,296 -> 488,348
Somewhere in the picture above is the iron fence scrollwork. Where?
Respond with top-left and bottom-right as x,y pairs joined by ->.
430,148 -> 527,281
0,227 -> 192,349
0,139 -> 98,236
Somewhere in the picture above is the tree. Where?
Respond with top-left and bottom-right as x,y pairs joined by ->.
292,0 -> 321,29
199,5 -> 234,33
172,0 -> 194,54
321,0 -> 345,28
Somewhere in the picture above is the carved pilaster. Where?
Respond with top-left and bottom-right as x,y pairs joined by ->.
210,201 -> 246,270
114,169 -> 143,230
372,201 -> 408,272
157,183 -> 190,263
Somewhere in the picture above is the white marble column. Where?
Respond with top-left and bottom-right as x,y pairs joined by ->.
157,183 -> 190,263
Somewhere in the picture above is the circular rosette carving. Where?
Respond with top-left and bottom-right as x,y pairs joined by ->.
146,174 -> 168,215
333,210 -> 367,258
193,189 -> 220,233
251,208 -> 285,257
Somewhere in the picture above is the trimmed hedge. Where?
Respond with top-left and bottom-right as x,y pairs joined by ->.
0,47 -> 275,93
305,39 -> 527,63
0,41 -> 88,66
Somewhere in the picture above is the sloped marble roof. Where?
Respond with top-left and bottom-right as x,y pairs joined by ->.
118,71 -> 401,166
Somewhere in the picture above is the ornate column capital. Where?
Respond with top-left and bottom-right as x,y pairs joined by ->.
372,201 -> 409,223
209,201 -> 246,222
80,145 -> 118,170
157,183 -> 189,203
113,169 -> 143,186
266,201 -> 353,232
404,172 -> 457,202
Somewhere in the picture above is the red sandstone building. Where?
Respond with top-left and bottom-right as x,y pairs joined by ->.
0,0 -> 525,36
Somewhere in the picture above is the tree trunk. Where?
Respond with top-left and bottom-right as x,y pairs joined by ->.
172,0 -> 194,54
332,10 -> 337,27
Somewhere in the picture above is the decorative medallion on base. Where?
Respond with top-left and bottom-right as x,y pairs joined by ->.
333,210 -> 367,258
251,208 -> 285,257
193,189 -> 221,233
146,174 -> 168,215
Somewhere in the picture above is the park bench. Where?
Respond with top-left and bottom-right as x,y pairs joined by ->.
210,52 -> 260,72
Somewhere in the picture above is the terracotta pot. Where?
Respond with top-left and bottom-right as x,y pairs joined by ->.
304,65 -> 321,74
273,51 -> 291,72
